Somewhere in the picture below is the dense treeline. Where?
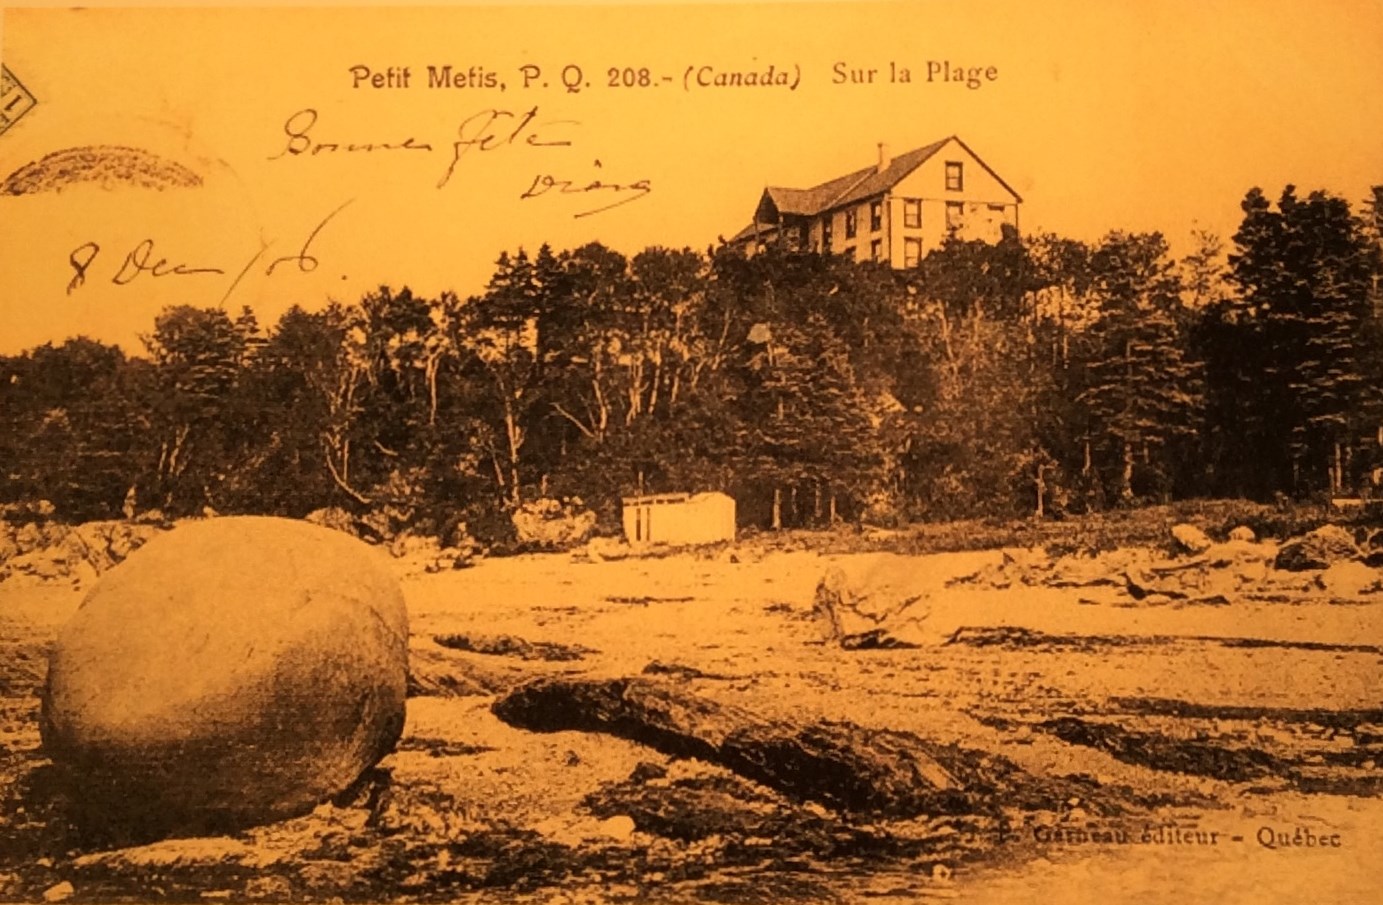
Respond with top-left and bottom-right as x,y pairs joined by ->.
3,185 -> 1381,542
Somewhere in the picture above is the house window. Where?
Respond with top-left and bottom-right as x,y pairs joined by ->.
870,239 -> 883,262
903,198 -> 922,229
844,246 -> 856,262
869,199 -> 883,232
786,224 -> 803,251
904,237 -> 922,268
844,208 -> 858,239
946,201 -> 964,231
822,216 -> 833,252
945,161 -> 964,191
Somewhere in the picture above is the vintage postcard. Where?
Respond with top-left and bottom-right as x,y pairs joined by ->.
1,2 -> 1381,903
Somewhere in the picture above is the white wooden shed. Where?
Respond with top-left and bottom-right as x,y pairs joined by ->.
621,492 -> 736,547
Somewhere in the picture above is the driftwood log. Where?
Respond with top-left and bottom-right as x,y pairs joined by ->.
492,676 -> 968,817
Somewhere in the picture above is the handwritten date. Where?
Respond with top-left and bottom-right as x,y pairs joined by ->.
67,201 -> 353,303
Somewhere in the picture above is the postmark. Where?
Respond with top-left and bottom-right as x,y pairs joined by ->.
0,65 -> 38,136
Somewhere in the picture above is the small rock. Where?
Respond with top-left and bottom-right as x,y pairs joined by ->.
1171,523 -> 1213,555
42,881 -> 74,903
629,761 -> 668,784
579,536 -> 631,564
1124,567 -> 1184,600
1228,525 -> 1256,543
14,522 -> 45,554
1204,540 -> 1276,567
596,815 -> 637,842
72,837 -> 258,872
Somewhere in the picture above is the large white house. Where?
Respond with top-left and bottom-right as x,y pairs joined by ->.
726,136 -> 1023,268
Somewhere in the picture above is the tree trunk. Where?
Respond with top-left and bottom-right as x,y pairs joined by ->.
492,676 -> 962,817
1121,438 -> 1135,503
772,487 -> 783,531
1034,462 -> 1046,519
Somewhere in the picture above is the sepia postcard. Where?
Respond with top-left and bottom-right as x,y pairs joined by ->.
1,2 -> 1381,903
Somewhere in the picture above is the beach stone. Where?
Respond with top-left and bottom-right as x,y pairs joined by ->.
1170,523 -> 1213,555
1316,560 -> 1381,597
813,561 -> 933,647
1273,525 -> 1360,572
40,516 -> 408,836
511,498 -> 597,550
1228,525 -> 1256,543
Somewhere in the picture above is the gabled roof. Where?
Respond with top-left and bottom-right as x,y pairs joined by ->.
752,136 -> 1022,224
727,221 -> 778,245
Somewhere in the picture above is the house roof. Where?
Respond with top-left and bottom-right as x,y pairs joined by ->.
733,136 -> 1023,238
726,220 -> 779,244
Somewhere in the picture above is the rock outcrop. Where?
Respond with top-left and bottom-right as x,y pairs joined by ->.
1273,525 -> 1360,572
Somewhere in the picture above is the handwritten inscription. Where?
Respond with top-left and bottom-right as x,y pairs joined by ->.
66,201 -> 353,304
437,107 -> 577,189
520,167 -> 652,218
68,240 -> 222,295
269,104 -> 651,217
270,108 -> 433,159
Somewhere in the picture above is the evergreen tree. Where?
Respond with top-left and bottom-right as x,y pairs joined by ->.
1075,232 -> 1203,503
1226,187 -> 1376,494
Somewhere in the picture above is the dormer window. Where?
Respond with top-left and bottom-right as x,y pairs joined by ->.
946,161 -> 964,191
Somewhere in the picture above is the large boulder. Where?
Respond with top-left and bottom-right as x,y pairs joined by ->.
40,516 -> 409,837
1273,525 -> 1360,572
813,560 -> 933,648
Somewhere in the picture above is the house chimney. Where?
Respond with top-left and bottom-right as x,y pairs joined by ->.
876,142 -> 890,173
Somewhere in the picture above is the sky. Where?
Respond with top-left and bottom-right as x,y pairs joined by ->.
0,0 -> 1380,353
